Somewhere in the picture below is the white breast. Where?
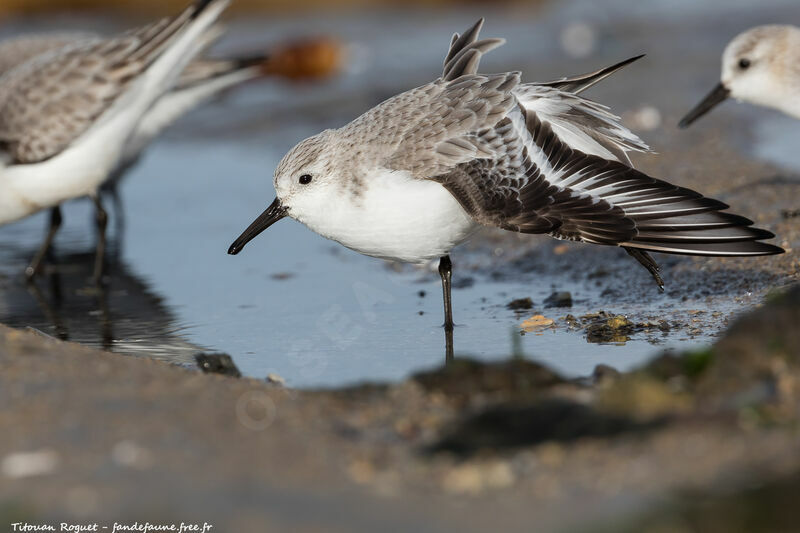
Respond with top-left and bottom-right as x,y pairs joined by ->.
295,168 -> 479,263
0,97 -> 141,225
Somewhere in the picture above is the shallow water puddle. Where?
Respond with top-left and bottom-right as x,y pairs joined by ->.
0,138 -> 729,388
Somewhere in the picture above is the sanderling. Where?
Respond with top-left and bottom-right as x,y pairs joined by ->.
680,25 -> 800,127
0,14 -> 341,277
0,0 -> 231,283
228,19 -> 783,358
0,32 -> 96,74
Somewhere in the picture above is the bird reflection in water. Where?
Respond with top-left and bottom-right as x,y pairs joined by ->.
1,250 -> 207,367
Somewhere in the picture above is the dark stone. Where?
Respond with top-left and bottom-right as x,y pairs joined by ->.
593,364 -> 621,384
195,353 -> 241,377
506,297 -> 533,311
544,291 -> 573,308
428,399 -> 664,455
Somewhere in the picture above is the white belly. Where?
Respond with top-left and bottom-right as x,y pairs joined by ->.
296,169 -> 479,263
0,108 -> 140,225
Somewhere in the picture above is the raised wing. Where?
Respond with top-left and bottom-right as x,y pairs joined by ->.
440,19 -> 651,165
420,93 -> 781,262
535,54 -> 645,94
378,71 -> 780,280
514,84 -> 652,164
441,18 -> 505,81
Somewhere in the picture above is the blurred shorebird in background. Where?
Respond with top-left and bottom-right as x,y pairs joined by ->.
680,25 -> 800,127
0,0 -> 232,283
228,19 -> 783,359
0,0 -> 342,283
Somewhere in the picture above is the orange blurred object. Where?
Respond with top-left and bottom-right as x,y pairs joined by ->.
262,37 -> 344,81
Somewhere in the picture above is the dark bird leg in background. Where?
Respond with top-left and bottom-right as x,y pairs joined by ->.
26,274 -> 69,341
92,196 -> 108,285
624,247 -> 664,292
438,255 -> 455,362
106,182 -> 126,261
25,206 -> 63,281
96,288 -> 113,350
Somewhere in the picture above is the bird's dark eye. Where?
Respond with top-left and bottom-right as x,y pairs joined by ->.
299,174 -> 312,185
739,58 -> 751,69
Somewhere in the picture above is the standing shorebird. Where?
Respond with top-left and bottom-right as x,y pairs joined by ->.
0,0 -> 232,283
680,25 -> 800,127
0,29 -> 339,180
0,29 -> 341,256
228,20 -> 783,358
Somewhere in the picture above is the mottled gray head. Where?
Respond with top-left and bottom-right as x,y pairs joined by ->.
273,130 -> 335,208
228,129 -> 337,255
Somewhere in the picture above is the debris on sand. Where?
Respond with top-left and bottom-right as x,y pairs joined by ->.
562,311 -> 672,344
585,314 -> 634,343
266,373 -> 286,386
520,315 -> 555,333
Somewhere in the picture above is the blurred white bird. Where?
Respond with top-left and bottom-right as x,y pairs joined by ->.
0,3 -> 342,282
680,24 -> 800,127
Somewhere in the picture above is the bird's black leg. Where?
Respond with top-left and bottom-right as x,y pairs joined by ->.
92,195 -> 108,285
26,206 -> 63,281
624,247 -> 664,292
25,277 -> 69,341
107,182 -> 126,260
96,287 -> 113,351
438,255 -> 454,362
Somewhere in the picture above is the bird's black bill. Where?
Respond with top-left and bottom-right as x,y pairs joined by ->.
679,83 -> 730,128
228,198 -> 287,255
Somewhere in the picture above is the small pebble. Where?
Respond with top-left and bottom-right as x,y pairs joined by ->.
267,373 -> 286,386
1,449 -> 59,478
545,291 -> 573,308
195,353 -> 241,377
507,297 -> 534,311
